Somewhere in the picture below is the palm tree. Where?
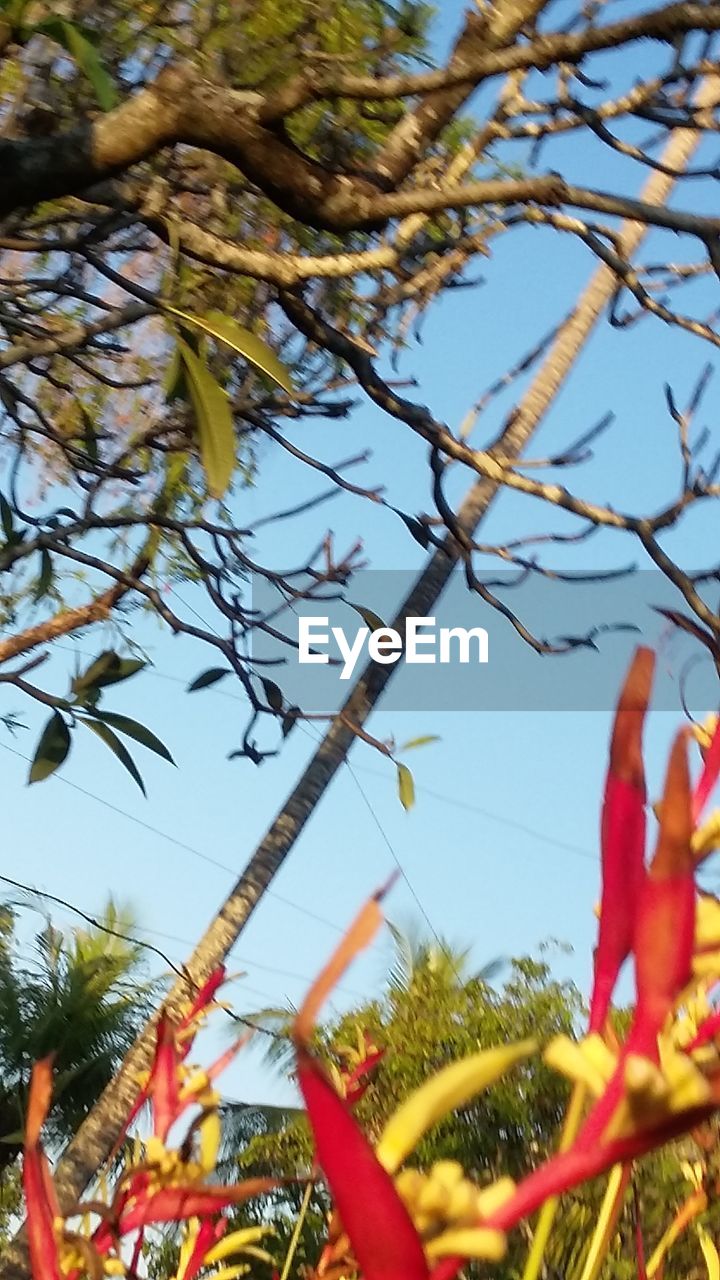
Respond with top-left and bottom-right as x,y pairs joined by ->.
0,899 -> 158,1172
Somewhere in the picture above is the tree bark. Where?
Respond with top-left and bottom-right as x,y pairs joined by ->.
1,75 -> 716,1280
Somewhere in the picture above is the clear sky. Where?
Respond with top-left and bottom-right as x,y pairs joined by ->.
2,1 -> 720,1109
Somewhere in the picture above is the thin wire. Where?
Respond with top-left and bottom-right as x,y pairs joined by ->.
293,717 -> 444,947
0,870 -> 281,1037
48,643 -> 599,865
0,740 -> 345,934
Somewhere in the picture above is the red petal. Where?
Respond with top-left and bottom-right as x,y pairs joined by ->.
150,1014 -> 182,1142
23,1147 -> 61,1280
588,648 -> 654,1033
119,1179 -> 276,1232
694,718 -> 720,824
25,1057 -> 54,1147
631,733 -> 695,1055
181,967 -> 227,1032
179,1217 -> 225,1280
297,1048 -> 428,1280
686,1008 -> 720,1052
488,1098 -> 715,1233
295,881 -> 393,1044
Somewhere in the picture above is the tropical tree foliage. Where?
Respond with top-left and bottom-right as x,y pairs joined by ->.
0,898 -> 157,1167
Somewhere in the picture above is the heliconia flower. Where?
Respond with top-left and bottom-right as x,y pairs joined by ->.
149,1013 -> 182,1143
176,1216 -> 227,1280
484,1080 -> 720,1236
294,885 -> 530,1280
119,967 -> 229,1147
628,731 -> 695,1060
564,734 -> 697,1150
118,1177 -> 278,1233
588,648 -> 655,1034
297,1046 -> 431,1280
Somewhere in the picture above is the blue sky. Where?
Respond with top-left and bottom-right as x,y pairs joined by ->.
3,1 -> 720,1108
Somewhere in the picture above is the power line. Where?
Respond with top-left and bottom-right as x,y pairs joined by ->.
0,739 -> 346,935
0,870 -> 281,1038
49,642 -> 599,865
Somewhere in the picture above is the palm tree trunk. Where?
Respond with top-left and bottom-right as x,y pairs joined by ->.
1,77 -> 716,1280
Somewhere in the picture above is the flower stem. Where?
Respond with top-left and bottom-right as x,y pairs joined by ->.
280,1179 -> 314,1280
521,1080 -> 587,1280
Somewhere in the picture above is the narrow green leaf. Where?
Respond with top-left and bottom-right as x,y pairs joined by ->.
28,712 -> 70,784
397,762 -> 415,812
261,678 -> 284,713
163,343 -> 185,403
0,494 -> 14,541
80,719 -> 146,795
168,306 -> 294,396
392,508 -> 430,549
187,668 -> 230,691
84,710 -> 174,763
347,602 -> 387,633
73,651 -> 145,693
35,19 -> 118,110
400,735 -> 441,752
281,705 -> 300,738
81,408 -> 99,461
176,338 -> 235,499
33,548 -> 53,603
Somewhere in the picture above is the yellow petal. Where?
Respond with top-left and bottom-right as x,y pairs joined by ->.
577,1165 -> 629,1280
624,1054 -> 667,1102
582,1033 -> 618,1084
199,1107 -> 221,1174
698,1225 -> 720,1280
425,1228 -> 507,1261
475,1177 -> 516,1218
543,1036 -> 607,1098
429,1160 -> 463,1189
695,893 -> 720,947
693,715 -> 719,753
204,1226 -> 270,1266
376,1040 -> 535,1173
694,815 -> 720,859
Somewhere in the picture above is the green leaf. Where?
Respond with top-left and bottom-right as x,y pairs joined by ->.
176,338 -> 235,499
281,705 -> 300,738
0,494 -> 14,541
34,19 -> 118,110
392,508 -> 430,549
83,710 -> 174,763
187,668 -> 230,691
168,306 -> 294,396
80,408 -> 99,462
400,734 -> 441,752
33,548 -> 53,602
261,678 -> 284,713
28,712 -> 71,784
73,651 -> 145,693
347,602 -> 387,633
397,762 -> 415,812
80,719 -> 146,795
163,343 -> 186,403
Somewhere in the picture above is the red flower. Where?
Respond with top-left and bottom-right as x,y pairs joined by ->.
588,647 -> 654,1034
